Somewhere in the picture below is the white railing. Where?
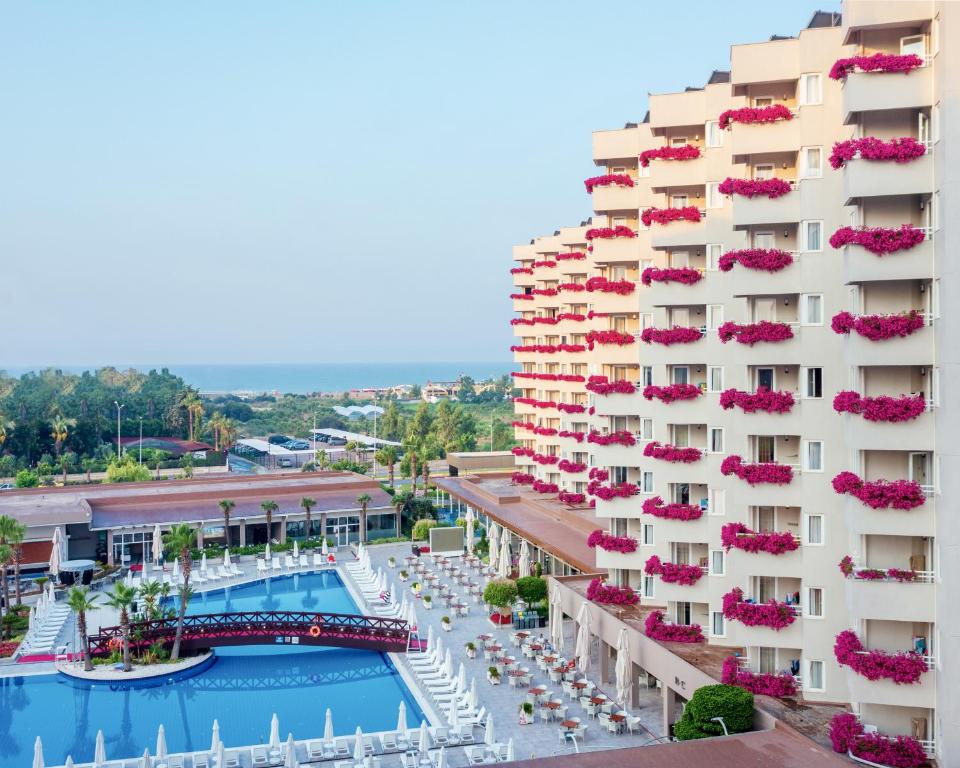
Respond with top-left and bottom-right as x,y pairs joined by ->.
848,563 -> 934,583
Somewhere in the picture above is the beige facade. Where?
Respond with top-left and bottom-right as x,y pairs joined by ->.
511,1 -> 955,761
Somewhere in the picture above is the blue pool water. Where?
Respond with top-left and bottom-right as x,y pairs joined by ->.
0,571 -> 425,766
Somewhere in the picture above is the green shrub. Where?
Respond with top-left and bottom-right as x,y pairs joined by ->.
15,469 -> 38,488
412,519 -> 438,541
673,684 -> 754,741
515,576 -> 547,604
482,578 -> 518,609
104,455 -> 151,483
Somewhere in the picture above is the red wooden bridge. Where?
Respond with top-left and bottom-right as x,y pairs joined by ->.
88,611 -> 411,656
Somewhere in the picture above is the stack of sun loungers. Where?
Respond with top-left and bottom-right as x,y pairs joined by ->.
19,600 -> 71,656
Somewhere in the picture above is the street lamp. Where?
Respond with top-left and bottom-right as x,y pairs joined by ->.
372,395 -> 378,478
710,717 -> 729,737
114,401 -> 125,459
138,417 -> 144,465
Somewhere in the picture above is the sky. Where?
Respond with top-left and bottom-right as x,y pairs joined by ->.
0,1 -> 835,368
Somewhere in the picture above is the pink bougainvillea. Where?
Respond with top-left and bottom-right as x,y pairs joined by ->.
586,578 -> 639,606
587,480 -> 639,501
830,713 -> 927,768
510,343 -> 587,354
640,326 -> 703,345
718,177 -> 792,199
587,529 -> 639,554
586,329 -> 636,347
832,391 -> 926,422
558,491 -> 586,505
834,630 -> 928,685
556,251 -> 586,261
558,459 -> 587,474
644,555 -> 704,585
640,206 -> 702,227
531,453 -> 559,465
829,52 -> 925,80
585,376 -> 637,396
831,471 -> 926,510
511,446 -> 535,457
644,610 -> 704,643
721,522 -> 799,555
721,656 -> 797,698
828,224 -> 926,255
719,387 -> 795,414
512,397 -> 558,410
642,383 -> 702,404
587,430 -> 636,447
510,293 -> 534,301
585,226 -> 637,240
557,402 -> 586,414
584,174 -> 635,193
640,267 -> 703,286
721,455 -> 793,485
642,441 -> 702,464
532,260 -> 557,269
829,136 -> 927,170
831,310 -> 925,341
583,276 -> 636,295
510,267 -> 533,275
512,371 -> 585,382
531,479 -> 559,494
718,320 -> 794,345
557,282 -> 586,293
722,587 -> 796,630
558,429 -> 585,442
588,467 -> 609,481
718,104 -> 793,130
838,556 -> 918,583
511,472 -> 535,485
718,248 -> 794,273
639,144 -> 701,167
641,496 -> 703,521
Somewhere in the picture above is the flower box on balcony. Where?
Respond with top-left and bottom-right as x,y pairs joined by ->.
829,52 -> 925,80
718,104 -> 793,130
640,267 -> 702,286
829,136 -> 927,170
584,276 -> 636,295
587,430 -> 636,447
585,226 -> 636,240
832,391 -> 926,422
642,383 -> 702,403
838,556 -> 919,583
831,310 -> 924,341
718,248 -> 793,273
643,555 -> 703,585
510,267 -> 533,275
558,430 -> 585,442
510,343 -> 587,354
558,459 -> 587,474
829,224 -> 926,255
510,293 -> 534,301
639,144 -> 701,167
721,522 -> 799,555
642,441 -> 702,463
587,480 -> 638,501
556,402 -> 586,414
586,577 -> 639,605
718,177 -> 792,199
556,251 -> 586,261
585,376 -> 636,395
584,174 -> 635,193
641,496 -> 703,521
719,387 -> 795,414
531,479 -> 559,494
830,713 -> 927,768
532,260 -> 556,269
831,471 -> 925,510
721,656 -> 797,697
644,610 -> 704,643
834,630 -> 928,685
640,326 -> 703,345
721,455 -> 793,485
718,320 -> 794,346
558,491 -> 586,505
722,587 -> 797,630
640,206 -> 702,227
511,472 -> 535,485
532,453 -> 559,465
586,329 -> 635,347
587,529 -> 638,554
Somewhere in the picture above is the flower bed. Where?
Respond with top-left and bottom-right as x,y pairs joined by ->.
642,383 -> 702,403
640,267 -> 702,286
640,326 -> 703,345
831,471 -> 925,510
838,556 -> 918,583
832,391 -> 926,422
531,479 -> 559,494
831,310 -> 924,341
588,529 -> 638,554
556,251 -> 586,261
644,610 -> 704,643
641,496 -> 703,521
585,376 -> 637,395
721,522 -> 799,555
721,656 -> 797,697
586,329 -> 636,347
721,455 -> 793,485
828,224 -> 925,255
587,430 -> 636,447
642,441 -> 702,463
558,430 -> 585,442
829,52 -> 925,80
830,713 -> 927,768
718,177 -> 792,199
584,173 -> 635,193
722,587 -> 796,630
511,472 -> 535,485
558,459 -> 587,474
587,480 -> 639,501
718,104 -> 793,130
641,206 -> 702,227
719,387 -> 795,414
718,248 -> 793,272
829,136 -> 927,169
585,226 -> 637,240
644,555 -> 703,585
584,276 -> 636,295
639,144 -> 701,167
586,578 -> 639,606
558,491 -> 586,505
834,630 -> 928,685
718,320 -> 794,345
0,640 -> 20,659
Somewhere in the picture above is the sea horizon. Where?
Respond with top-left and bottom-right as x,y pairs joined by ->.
2,361 -> 513,395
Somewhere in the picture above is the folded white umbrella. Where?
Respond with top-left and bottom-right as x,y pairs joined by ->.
456,662 -> 467,692
424,625 -> 435,653
293,541 -> 300,559
265,542 -> 271,560
49,529 -> 62,578
224,549 -> 232,569
284,733 -> 296,768
94,730 -> 106,767
211,720 -> 221,754
64,757 -> 74,768
447,699 -> 459,729
465,509 -> 475,554
156,724 -> 167,759
436,747 -> 447,768
518,540 -> 531,578
575,602 -> 592,674
324,709 -> 334,742
353,727 -> 364,762
487,524 -> 499,572
443,649 -> 454,679
505,738 -> 514,762
321,538 -> 329,556
484,714 -> 495,747
615,627 -> 631,708
397,702 -> 408,733
550,583 -> 565,654
28,604 -> 36,631
497,535 -> 511,579
141,748 -> 152,768
468,678 -> 479,711
218,742 -> 226,768
32,736 -> 44,768
406,602 -> 418,632
152,524 -> 163,564
269,713 -> 281,751
417,725 -> 430,754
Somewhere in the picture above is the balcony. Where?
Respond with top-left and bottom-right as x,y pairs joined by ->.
842,1 -> 934,43
842,65 -> 934,124
721,464 -> 806,508
730,182 -> 802,228
590,339 -> 640,366
655,572 -> 709,604
841,405 -> 934,451
650,215 -> 707,251
724,611 -> 803,649
646,273 -> 711,308
649,156 -> 706,191
592,494 -> 647,520
842,321 -> 933,367
594,547 -> 645,572
592,128 -> 642,162
730,113 -> 801,159
591,184 -> 642,213
730,39 -> 800,88
590,235 -> 643,264
725,545 -> 803,579
845,663 -> 935,709
843,231 -> 933,284
716,325 -> 804,366
844,494 -> 936,538
588,439 -> 643,467
639,447 -> 715,487
843,150 -> 933,205
648,90 -> 706,133
844,573 -> 935,623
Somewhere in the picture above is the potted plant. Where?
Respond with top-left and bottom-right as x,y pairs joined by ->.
483,579 -> 519,626
441,616 -> 452,632
518,701 -> 533,725
464,641 -> 477,659
387,556 -> 396,568
399,569 -> 409,582
411,582 -> 422,597
487,666 -> 501,685
423,594 -> 433,610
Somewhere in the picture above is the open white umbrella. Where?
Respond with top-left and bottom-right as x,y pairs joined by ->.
323,709 -> 334,743
211,720 -> 221,754
417,725 -> 430,754
396,702 -> 408,733
269,713 -> 281,751
505,738 -> 514,762
93,730 -> 106,767
293,541 -> 300,559
32,736 -> 44,768
156,724 -> 168,759
284,733 -> 296,768
615,627 -> 631,708
518,540 -> 531,579
141,748 -> 152,768
484,714 -> 495,747
550,582 -> 564,654
49,527 -> 63,578
152,524 -> 163,564
353,727 -> 364,762
497,535 -> 511,579
465,509 -> 475,554
487,524 -> 499,572
575,602 -> 592,674
435,747 -> 447,768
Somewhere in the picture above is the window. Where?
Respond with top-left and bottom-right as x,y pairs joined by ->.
753,230 -> 775,249
801,294 -> 823,325
641,576 -> 655,599
673,424 -> 690,448
671,194 -> 688,208
708,427 -> 725,453
639,471 -> 654,493
675,601 -> 691,625
803,440 -> 823,472
754,97 -> 773,107
638,163 -> 651,179
711,612 -> 726,638
639,418 -> 654,441
806,587 -> 824,618
707,366 -> 724,393
706,304 -> 724,331
672,366 -> 690,385
710,550 -> 725,576
709,488 -> 726,516
706,120 -> 721,147
640,313 -> 654,331
901,34 -> 925,57
753,164 -> 774,180
706,243 -> 722,271
800,146 -> 822,178
799,73 -> 822,105
641,366 -> 653,387
807,660 -> 824,691
641,524 -> 654,546
670,136 -> 688,147
802,367 -> 823,398
804,514 -> 824,546
611,465 -> 628,484
801,220 -> 823,252
612,216 -> 627,228
611,166 -> 626,175
706,182 -> 722,209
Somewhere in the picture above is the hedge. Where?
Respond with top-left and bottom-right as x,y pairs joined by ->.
673,684 -> 754,741
516,576 -> 547,604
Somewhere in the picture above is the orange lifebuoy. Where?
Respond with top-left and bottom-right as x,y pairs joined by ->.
309,625 -> 321,638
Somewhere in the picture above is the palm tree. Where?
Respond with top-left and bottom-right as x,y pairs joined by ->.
356,493 -> 371,544
0,516 -> 24,612
300,497 -> 316,539
0,544 -> 10,631
179,392 -> 203,442
218,499 -> 236,547
260,500 -> 279,543
208,412 -> 224,451
49,414 -> 76,457
82,457 -> 97,483
375,446 -> 398,486
2,519 -> 26,605
59,453 -> 71,483
67,586 -> 99,671
0,416 -> 13,449
219,418 -> 238,452
162,523 -> 196,661
345,441 -> 359,463
138,580 -> 163,620
315,450 -> 330,471
103,582 -> 137,671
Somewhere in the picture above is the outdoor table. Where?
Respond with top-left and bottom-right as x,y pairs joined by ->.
560,720 -> 577,731
590,697 -> 606,706
572,681 -> 588,691
477,634 -> 492,643
529,686 -> 546,696
529,644 -> 543,652
545,701 -> 561,710
516,631 -> 530,639
487,644 -> 502,653
543,655 -> 557,664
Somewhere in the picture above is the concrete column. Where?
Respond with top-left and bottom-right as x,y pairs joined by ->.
196,527 -> 204,548
395,511 -> 401,538
599,639 -> 611,684
279,518 -> 287,544
239,521 -> 246,547
320,513 -> 328,544
662,686 -> 678,735
630,662 -> 642,709
106,529 -> 114,566
359,513 -> 367,543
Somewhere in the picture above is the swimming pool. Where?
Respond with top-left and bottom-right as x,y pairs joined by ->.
1,571 -> 426,766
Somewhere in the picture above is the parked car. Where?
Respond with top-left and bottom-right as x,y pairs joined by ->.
327,437 -> 347,446
283,440 -> 310,451
268,434 -> 292,445
314,434 -> 331,443
277,458 -> 294,468
0,483 -> 14,491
